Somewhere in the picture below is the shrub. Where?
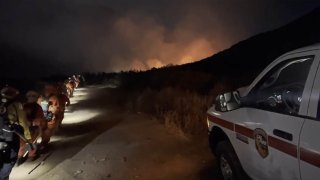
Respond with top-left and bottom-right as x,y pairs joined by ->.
132,87 -> 214,137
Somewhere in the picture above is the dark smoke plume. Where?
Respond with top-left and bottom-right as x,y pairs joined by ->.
0,0 -> 319,78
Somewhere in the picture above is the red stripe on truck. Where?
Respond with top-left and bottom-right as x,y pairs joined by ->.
268,136 -> 297,158
235,124 -> 254,139
300,147 -> 320,168
207,114 -> 234,131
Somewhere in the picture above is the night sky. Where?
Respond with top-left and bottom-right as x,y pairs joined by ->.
1,0 -> 320,78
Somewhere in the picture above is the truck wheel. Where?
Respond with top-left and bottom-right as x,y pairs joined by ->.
215,141 -> 248,180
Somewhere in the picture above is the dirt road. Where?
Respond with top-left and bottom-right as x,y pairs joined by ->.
11,86 -> 217,180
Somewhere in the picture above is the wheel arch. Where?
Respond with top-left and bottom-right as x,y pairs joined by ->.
209,126 -> 251,180
209,126 -> 232,156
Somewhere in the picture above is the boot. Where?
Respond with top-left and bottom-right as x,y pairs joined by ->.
31,152 -> 40,161
16,156 -> 27,166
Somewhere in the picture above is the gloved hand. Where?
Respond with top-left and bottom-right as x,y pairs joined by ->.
44,111 -> 54,121
26,142 -> 36,151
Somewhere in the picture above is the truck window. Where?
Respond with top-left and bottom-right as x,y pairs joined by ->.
246,56 -> 314,115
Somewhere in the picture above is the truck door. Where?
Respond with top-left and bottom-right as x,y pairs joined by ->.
300,51 -> 320,180
240,52 -> 318,180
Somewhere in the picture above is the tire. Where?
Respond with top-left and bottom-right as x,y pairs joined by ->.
215,141 -> 249,180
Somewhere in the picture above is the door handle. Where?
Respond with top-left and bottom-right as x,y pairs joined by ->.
273,129 -> 293,141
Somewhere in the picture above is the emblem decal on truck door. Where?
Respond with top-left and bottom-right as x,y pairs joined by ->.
254,128 -> 269,158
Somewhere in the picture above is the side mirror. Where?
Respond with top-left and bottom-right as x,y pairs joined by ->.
215,91 -> 241,112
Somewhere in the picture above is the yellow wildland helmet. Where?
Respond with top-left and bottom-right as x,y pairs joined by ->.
26,90 -> 40,103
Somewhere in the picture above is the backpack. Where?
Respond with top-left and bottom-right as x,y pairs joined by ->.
0,102 -> 14,143
24,103 -> 39,122
0,101 -> 20,167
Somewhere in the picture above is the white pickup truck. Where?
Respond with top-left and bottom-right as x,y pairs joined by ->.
207,44 -> 320,180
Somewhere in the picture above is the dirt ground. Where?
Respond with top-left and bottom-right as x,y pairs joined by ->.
11,85 -> 218,180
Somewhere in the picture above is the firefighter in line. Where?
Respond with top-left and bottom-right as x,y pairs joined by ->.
72,75 -> 81,88
57,82 -> 68,97
22,90 -> 47,160
56,90 -> 70,129
65,78 -> 76,97
0,86 -> 34,178
38,84 -> 61,149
